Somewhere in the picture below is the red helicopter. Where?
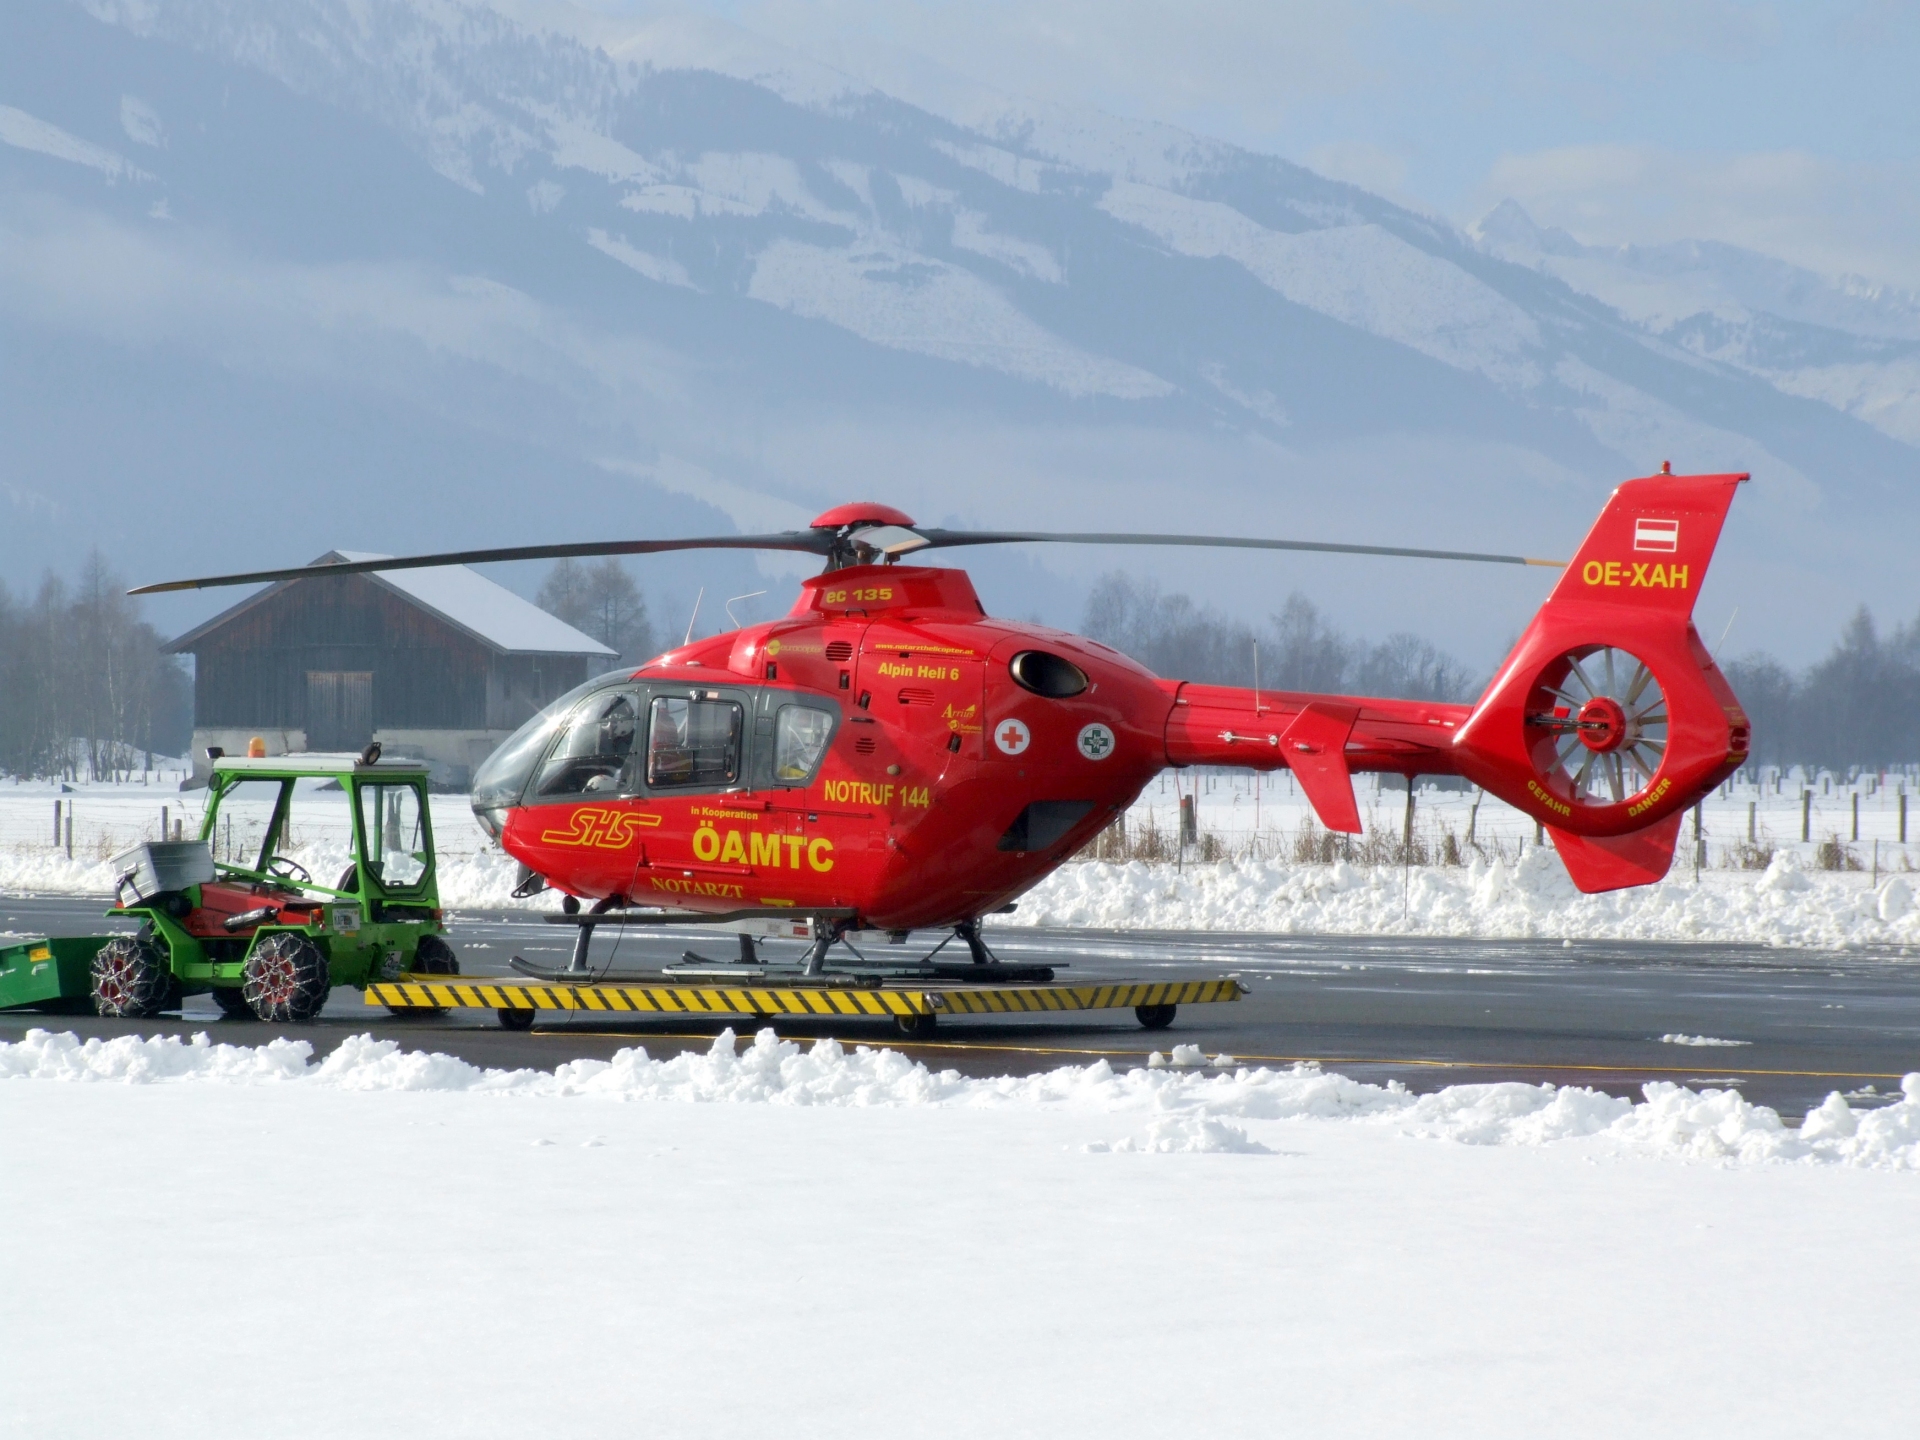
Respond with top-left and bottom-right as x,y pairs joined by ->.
138,468 -> 1750,973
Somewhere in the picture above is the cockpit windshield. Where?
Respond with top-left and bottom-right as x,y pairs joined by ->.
472,671 -> 633,816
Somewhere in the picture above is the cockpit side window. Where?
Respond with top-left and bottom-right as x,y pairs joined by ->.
533,691 -> 642,798
647,696 -> 743,788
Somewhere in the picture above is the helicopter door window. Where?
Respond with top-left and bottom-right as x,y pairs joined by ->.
648,696 -> 743,788
533,691 -> 642,798
773,706 -> 835,785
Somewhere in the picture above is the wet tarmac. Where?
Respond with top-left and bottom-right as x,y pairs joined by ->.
6,892 -> 1917,1114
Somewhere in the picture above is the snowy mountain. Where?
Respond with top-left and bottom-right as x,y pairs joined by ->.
2,0 -> 1915,664
1474,199 -> 1920,448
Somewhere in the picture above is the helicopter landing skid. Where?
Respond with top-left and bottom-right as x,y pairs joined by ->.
668,961 -> 1059,983
530,906 -> 1041,982
507,954 -> 1057,986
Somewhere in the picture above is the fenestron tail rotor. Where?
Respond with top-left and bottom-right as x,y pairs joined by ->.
128,501 -> 1565,595
1524,645 -> 1669,807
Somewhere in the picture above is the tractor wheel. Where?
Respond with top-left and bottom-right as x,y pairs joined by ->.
242,933 -> 332,1023
211,987 -> 253,1020
385,934 -> 459,1017
1135,1004 -> 1177,1030
91,937 -> 170,1018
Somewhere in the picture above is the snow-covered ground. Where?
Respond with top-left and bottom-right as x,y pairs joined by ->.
2,768 -> 1915,948
4,1026 -> 1918,1438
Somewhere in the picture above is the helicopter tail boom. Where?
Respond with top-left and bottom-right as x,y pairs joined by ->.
1163,685 -> 1473,833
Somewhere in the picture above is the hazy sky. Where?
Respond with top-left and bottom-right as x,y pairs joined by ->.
580,0 -> 1920,288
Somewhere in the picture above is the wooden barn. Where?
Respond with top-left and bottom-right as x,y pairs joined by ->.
169,552 -> 615,787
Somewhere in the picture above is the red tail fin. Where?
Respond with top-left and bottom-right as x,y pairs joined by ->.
1550,814 -> 1685,893
1453,470 -> 1750,893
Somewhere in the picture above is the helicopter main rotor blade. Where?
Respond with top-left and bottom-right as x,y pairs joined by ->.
910,529 -> 1566,568
127,533 -> 834,595
129,519 -> 1563,596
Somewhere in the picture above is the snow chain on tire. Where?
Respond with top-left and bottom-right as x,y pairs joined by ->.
91,936 -> 171,1018
242,932 -> 332,1023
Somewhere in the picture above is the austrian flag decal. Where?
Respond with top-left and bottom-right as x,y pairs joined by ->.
1633,517 -> 1680,552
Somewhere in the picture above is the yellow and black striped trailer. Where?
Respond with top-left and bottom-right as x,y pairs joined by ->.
364,974 -> 1244,1036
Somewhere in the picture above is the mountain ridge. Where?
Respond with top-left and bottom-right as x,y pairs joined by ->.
2,0 -> 1913,666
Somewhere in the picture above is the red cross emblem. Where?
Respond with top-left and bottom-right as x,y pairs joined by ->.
994,718 -> 1031,755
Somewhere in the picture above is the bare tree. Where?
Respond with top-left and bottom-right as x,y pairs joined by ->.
0,553 -> 190,779
537,558 -> 656,666
1083,572 -> 1469,701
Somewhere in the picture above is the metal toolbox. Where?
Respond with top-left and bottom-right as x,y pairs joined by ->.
110,840 -> 216,902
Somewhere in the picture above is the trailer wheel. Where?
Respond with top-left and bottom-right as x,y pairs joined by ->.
892,1012 -> 937,1040
498,1007 -> 536,1031
243,933 -> 331,1023
385,934 -> 459,1017
91,937 -> 170,1018
1135,1004 -> 1177,1030
211,987 -> 253,1020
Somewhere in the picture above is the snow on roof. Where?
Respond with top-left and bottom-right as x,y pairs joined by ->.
167,553 -> 617,656
330,553 -> 616,655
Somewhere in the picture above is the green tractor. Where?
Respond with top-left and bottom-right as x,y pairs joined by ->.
84,751 -> 459,1022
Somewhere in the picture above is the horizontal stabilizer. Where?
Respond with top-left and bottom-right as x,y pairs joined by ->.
1279,703 -> 1362,834
1548,813 -> 1684,894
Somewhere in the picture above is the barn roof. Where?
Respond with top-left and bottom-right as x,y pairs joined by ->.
166,552 -> 617,657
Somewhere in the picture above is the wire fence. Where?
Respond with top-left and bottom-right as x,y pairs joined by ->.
1074,765 -> 1920,877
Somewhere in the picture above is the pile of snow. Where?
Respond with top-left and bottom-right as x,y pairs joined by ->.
1015,848 -> 1920,947
1660,1034 -> 1751,1047
8,1027 -> 1919,1170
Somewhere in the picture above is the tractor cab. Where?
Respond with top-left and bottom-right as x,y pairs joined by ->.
93,752 -> 459,1022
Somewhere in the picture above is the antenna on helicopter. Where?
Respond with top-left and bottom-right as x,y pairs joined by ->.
725,591 -> 768,628
682,587 -> 704,646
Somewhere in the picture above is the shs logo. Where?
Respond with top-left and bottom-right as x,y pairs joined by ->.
541,807 -> 662,849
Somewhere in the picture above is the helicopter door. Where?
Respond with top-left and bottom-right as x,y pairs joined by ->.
634,685 -> 760,907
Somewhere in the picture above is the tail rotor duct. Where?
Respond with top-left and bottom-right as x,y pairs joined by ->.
1525,645 -> 1667,808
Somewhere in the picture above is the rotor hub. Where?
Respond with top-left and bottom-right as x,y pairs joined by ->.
1575,696 -> 1628,753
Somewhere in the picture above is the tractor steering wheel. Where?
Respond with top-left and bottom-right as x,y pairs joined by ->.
266,856 -> 312,886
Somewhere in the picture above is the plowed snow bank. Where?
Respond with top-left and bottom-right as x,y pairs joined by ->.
7,1027 -> 1918,1169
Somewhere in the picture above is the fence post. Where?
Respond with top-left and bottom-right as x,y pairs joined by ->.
1801,789 -> 1812,843
1852,791 -> 1860,842
1901,790 -> 1909,846
1747,800 -> 1756,844
65,808 -> 73,860
1402,778 -> 1415,851
1693,802 -> 1705,875
53,799 -> 61,847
